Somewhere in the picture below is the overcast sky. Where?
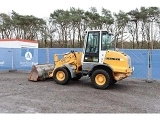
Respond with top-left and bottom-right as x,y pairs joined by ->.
0,0 -> 159,18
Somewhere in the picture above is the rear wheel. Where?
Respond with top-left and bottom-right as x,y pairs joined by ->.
91,69 -> 110,89
53,67 -> 70,85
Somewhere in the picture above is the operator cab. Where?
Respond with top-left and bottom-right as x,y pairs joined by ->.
83,30 -> 113,63
82,30 -> 114,73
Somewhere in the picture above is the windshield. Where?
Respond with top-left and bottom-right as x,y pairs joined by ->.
101,31 -> 113,50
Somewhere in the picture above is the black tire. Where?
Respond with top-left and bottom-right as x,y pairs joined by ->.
53,67 -> 70,85
110,79 -> 117,85
91,69 -> 110,89
109,73 -> 117,85
71,75 -> 82,81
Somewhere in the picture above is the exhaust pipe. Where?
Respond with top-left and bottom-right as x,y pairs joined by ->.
28,64 -> 54,81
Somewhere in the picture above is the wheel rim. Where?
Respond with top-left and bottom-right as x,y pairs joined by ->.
56,71 -> 65,81
95,74 -> 106,85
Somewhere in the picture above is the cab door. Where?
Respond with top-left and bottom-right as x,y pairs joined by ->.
82,31 -> 100,72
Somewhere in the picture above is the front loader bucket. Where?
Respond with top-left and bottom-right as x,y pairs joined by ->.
28,64 -> 54,81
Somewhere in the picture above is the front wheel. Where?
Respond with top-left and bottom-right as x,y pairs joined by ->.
91,69 -> 110,89
53,67 -> 70,85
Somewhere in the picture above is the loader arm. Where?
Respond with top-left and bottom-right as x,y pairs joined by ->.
49,52 -> 82,78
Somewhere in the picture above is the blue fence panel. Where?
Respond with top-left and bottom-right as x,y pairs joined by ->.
151,50 -> 160,80
0,48 -> 12,70
38,48 -> 47,64
122,49 -> 149,79
74,48 -> 83,52
1,48 -> 160,80
13,48 -> 38,70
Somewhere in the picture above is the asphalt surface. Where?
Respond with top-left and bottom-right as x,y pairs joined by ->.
0,71 -> 160,113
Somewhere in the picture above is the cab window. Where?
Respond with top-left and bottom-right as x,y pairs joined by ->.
86,32 -> 99,53
101,32 -> 112,50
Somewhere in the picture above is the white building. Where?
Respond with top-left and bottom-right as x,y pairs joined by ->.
0,39 -> 38,48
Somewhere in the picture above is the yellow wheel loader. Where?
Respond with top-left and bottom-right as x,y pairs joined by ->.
28,30 -> 133,89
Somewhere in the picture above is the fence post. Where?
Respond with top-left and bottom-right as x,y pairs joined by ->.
46,48 -> 49,64
12,48 -> 14,70
146,49 -> 152,82
9,48 -> 17,72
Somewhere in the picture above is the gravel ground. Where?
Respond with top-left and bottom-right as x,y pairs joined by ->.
0,71 -> 160,113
